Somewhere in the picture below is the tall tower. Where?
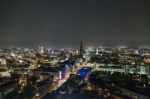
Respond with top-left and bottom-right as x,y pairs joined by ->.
96,48 -> 99,55
80,40 -> 83,57
43,45 -> 46,54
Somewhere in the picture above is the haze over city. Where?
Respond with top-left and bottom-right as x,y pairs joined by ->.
0,0 -> 150,48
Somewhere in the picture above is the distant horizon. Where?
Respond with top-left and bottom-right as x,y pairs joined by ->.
0,43 -> 150,49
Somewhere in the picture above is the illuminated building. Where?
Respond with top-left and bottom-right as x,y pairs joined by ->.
0,58 -> 7,65
0,69 -> 11,77
59,71 -> 62,79
10,64 -> 30,75
77,68 -> 87,78
96,48 -> 99,55
128,65 -> 150,75
39,45 -> 47,54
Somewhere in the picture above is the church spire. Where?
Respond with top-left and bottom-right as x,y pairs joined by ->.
80,40 -> 83,57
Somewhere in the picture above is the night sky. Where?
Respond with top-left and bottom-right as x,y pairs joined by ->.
0,0 -> 150,48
